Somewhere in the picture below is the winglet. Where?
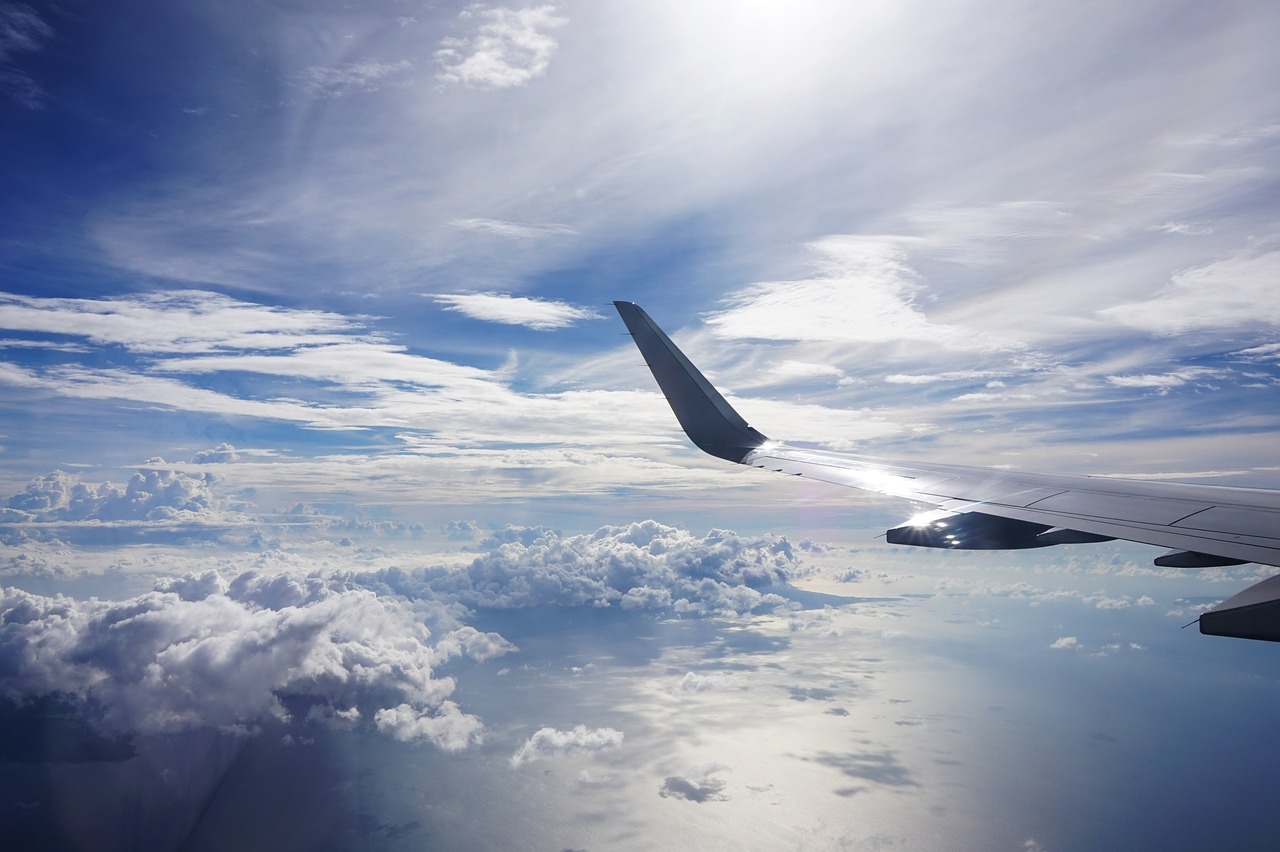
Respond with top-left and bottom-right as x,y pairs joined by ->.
614,301 -> 768,463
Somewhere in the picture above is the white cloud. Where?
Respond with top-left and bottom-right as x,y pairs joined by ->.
449,217 -> 577,238
885,370 -> 1009,385
706,237 -> 1019,351
435,5 -> 567,89
1152,221 -> 1211,236
0,573 -> 483,748
673,671 -> 733,693
5,468 -> 222,523
0,290 -> 361,354
192,443 -> 238,464
1232,342 -> 1280,361
1105,367 -> 1219,393
434,626 -> 518,663
433,292 -> 602,330
1100,250 -> 1280,335
1049,636 -> 1079,650
427,521 -> 796,614
374,701 -> 484,750
766,360 -> 846,382
509,723 -> 623,767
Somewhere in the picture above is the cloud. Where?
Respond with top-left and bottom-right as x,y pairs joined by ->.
1152,221 -> 1211,236
1105,368 -> 1219,393
1049,636 -> 1079,650
765,361 -> 847,382
885,370 -> 1009,385
192,443 -> 238,464
659,772 -> 728,803
435,4 -> 567,89
0,290 -> 362,354
449,218 -> 578,238
434,626 -> 518,663
303,59 -> 414,98
374,701 -> 483,750
706,237 -> 1019,351
5,468 -> 222,523
0,572 -> 485,749
509,724 -> 623,767
433,292 -> 602,330
673,671 -> 732,693
1232,342 -> 1280,362
0,3 -> 52,109
1100,250 -> 1280,335
445,519 -> 483,540
424,521 -> 796,614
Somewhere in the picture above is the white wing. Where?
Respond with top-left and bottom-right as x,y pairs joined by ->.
615,301 -> 1280,643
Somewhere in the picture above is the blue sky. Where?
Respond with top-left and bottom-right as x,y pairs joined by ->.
2,1 -> 1280,849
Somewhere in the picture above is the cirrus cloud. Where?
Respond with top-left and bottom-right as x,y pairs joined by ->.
433,292 -> 602,330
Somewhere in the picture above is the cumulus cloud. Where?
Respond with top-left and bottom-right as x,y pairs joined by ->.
374,701 -> 483,750
0,539 -> 104,579
673,671 -> 734,693
0,519 -> 811,755
444,519 -> 483,540
0,571 -> 485,749
423,520 -> 796,615
192,442 -> 238,464
435,4 -> 567,89
509,724 -> 623,767
1050,636 -> 1079,650
433,292 -> 601,330
434,626 -> 517,663
5,469 -> 221,523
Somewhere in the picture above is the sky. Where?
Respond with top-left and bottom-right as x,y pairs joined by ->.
1,1 -> 1279,849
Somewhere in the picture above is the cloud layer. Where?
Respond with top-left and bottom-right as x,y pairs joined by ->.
0,571 -> 494,749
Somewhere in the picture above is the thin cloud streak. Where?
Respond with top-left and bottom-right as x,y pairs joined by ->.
433,293 -> 602,330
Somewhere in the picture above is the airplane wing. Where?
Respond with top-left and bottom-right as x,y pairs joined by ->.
614,301 -> 1280,643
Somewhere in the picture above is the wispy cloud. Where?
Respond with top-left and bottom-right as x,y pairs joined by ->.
1105,367 -> 1219,393
435,4 -> 567,89
1100,250 -> 1280,335
706,237 -> 1021,351
0,290 -> 363,353
885,370 -> 1010,385
449,217 -> 578,239
433,292 -> 601,330
0,2 -> 53,108
303,59 -> 415,98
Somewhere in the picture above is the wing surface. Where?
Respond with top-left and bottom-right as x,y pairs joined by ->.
614,301 -> 1280,642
